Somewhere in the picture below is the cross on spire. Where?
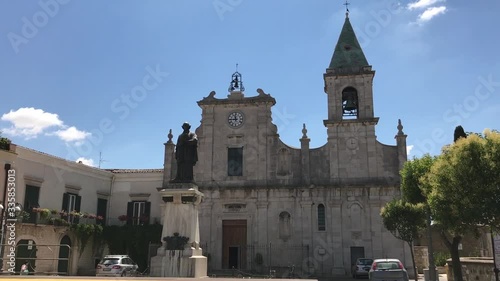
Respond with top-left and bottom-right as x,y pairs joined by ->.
343,0 -> 350,17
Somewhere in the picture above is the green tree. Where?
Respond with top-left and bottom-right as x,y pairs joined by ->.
381,200 -> 426,280
399,154 -> 438,280
424,129 -> 500,281
400,154 -> 437,204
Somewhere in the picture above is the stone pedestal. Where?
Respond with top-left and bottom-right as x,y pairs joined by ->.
150,182 -> 207,278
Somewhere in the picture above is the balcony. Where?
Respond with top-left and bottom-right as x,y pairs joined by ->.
19,208 -> 105,227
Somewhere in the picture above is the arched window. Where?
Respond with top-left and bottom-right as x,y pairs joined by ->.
317,204 -> 326,231
279,211 -> 291,240
342,87 -> 358,119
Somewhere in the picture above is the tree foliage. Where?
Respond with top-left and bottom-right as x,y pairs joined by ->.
426,130 -> 500,232
400,154 -> 437,204
0,132 -> 11,150
381,200 -> 426,243
420,129 -> 500,281
383,157 -> 431,281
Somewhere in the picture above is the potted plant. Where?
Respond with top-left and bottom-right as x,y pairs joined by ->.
40,209 -> 51,219
59,211 -> 68,218
17,211 -> 30,223
118,215 -> 128,224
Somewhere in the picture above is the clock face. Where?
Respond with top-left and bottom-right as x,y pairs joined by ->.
346,138 -> 358,150
228,112 -> 244,127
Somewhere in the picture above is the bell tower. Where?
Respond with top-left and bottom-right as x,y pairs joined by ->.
323,11 -> 380,181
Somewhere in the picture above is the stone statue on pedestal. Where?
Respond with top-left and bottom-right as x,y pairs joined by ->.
172,122 -> 198,183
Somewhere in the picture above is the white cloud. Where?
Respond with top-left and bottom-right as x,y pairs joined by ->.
76,157 -> 95,167
417,6 -> 447,22
1,107 -> 63,138
52,126 -> 91,143
407,0 -> 445,10
407,145 -> 414,156
1,107 -> 91,143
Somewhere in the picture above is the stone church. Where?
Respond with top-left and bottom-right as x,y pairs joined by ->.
161,12 -> 410,277
0,12 -> 411,277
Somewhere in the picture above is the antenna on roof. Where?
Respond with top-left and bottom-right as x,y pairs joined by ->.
99,152 -> 108,168
343,0 -> 350,17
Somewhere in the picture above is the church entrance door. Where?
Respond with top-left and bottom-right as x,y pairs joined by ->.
222,220 -> 247,269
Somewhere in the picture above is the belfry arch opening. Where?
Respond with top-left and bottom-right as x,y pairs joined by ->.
342,87 -> 359,119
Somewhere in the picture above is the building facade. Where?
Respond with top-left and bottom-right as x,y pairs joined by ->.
0,13 -> 412,277
186,13 -> 409,277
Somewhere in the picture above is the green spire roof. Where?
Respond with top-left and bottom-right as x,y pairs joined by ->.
328,15 -> 369,70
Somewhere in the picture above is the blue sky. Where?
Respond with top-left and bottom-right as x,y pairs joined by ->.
1,0 -> 499,169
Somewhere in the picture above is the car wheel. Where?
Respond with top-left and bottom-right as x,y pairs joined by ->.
121,270 -> 127,277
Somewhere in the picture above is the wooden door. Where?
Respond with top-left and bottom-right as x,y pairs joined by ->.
222,220 -> 247,269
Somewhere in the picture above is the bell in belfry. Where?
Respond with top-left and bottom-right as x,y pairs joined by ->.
344,94 -> 357,111
232,76 -> 239,89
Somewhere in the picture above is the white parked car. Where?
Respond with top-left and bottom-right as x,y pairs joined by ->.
369,258 -> 409,281
96,255 -> 139,277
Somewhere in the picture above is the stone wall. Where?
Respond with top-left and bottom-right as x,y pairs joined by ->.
198,185 -> 412,277
2,223 -> 98,276
446,257 -> 496,281
415,228 -> 492,258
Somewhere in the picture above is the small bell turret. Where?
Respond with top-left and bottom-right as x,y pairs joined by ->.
228,64 -> 245,92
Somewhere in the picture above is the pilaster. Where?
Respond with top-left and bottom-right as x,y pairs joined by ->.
395,119 -> 408,170
300,124 -> 311,185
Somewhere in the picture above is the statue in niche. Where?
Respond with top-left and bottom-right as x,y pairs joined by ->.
172,122 -> 198,183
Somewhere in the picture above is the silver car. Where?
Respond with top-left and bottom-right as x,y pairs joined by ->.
96,255 -> 139,277
369,258 -> 409,281
352,258 -> 374,278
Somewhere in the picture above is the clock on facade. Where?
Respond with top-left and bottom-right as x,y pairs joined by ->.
228,111 -> 244,127
346,138 -> 358,150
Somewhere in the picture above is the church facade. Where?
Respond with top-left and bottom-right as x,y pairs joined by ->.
177,13 -> 410,277
0,13 -> 411,277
